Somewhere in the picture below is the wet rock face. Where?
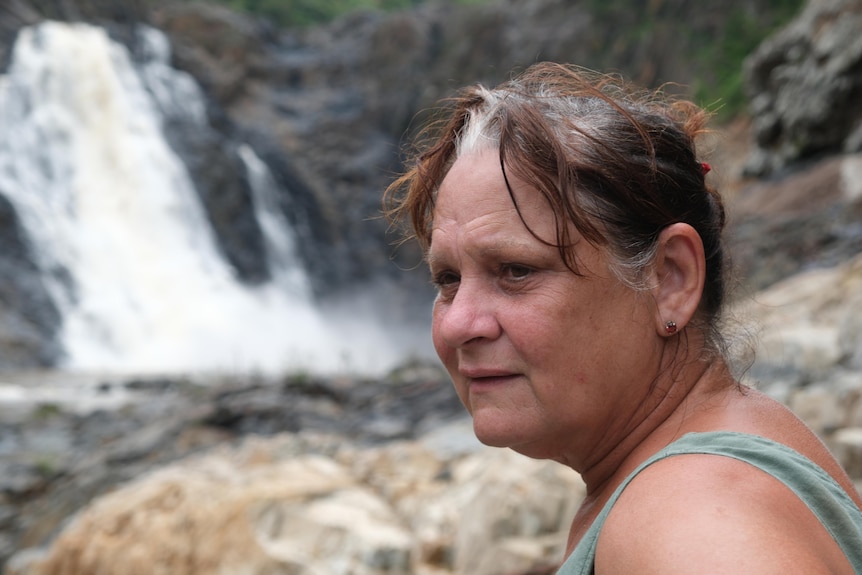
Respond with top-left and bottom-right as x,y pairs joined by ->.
161,114 -> 274,286
727,153 -> 862,291
744,0 -> 862,176
149,2 -> 266,106
0,195 -> 63,368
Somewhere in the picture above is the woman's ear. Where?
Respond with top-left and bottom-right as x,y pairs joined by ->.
651,223 -> 705,336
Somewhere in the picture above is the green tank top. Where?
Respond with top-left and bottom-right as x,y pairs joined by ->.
556,431 -> 862,574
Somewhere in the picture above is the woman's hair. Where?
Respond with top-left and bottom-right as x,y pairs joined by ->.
384,62 -> 728,354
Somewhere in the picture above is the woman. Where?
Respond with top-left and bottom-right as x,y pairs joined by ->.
385,62 -> 862,573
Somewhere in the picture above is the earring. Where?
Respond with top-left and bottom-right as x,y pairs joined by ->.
665,320 -> 678,335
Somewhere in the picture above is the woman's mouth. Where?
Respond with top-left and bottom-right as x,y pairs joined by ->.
462,369 -> 520,390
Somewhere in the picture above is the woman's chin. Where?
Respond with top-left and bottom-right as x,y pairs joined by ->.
471,417 -> 530,450
471,417 -> 561,460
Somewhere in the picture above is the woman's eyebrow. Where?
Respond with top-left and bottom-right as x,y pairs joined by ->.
425,251 -> 443,267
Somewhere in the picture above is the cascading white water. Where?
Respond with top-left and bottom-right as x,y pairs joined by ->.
0,21 -> 414,376
237,144 -> 311,298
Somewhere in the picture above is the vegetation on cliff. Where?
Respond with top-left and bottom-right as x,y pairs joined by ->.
191,0 -> 489,27
687,0 -> 805,118
580,0 -> 806,119
4,0 -> 806,120
176,0 -> 804,119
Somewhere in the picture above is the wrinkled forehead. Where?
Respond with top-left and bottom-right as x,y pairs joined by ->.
432,149 -> 565,247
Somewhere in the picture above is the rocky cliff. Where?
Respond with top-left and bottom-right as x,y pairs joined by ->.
0,0 -> 812,367
744,0 -> 862,176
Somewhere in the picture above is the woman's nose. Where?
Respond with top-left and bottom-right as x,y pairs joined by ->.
433,281 -> 502,349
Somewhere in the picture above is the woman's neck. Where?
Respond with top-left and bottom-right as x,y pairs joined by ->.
579,356 -> 735,497
564,357 -> 737,553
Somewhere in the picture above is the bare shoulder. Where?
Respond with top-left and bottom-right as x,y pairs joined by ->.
595,452 -> 854,574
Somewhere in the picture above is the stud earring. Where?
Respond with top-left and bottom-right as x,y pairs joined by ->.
665,320 -> 678,335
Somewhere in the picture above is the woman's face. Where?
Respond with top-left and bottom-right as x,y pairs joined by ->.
429,149 -> 663,464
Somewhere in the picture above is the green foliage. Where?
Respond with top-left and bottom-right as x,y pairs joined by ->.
33,402 -> 62,419
585,0 -> 805,121
173,0 -> 801,121
282,369 -> 313,388
691,0 -> 805,120
34,455 -> 58,478
197,0 -> 488,28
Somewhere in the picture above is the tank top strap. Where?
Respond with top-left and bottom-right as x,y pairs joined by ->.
556,431 -> 862,574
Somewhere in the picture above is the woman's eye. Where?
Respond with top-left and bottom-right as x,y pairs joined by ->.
502,264 -> 533,280
432,271 -> 460,289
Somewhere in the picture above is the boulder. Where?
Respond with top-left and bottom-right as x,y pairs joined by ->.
8,427 -> 585,575
727,153 -> 862,291
11,436 -> 409,575
737,253 -> 862,465
448,449 -> 582,575
831,427 -> 862,479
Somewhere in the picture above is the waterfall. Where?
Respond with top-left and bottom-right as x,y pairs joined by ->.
237,144 -> 311,298
0,21 -> 407,376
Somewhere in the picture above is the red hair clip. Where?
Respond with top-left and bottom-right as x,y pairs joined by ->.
700,162 -> 711,176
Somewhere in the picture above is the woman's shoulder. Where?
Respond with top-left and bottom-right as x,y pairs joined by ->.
594,432 -> 858,574
714,387 -> 861,504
